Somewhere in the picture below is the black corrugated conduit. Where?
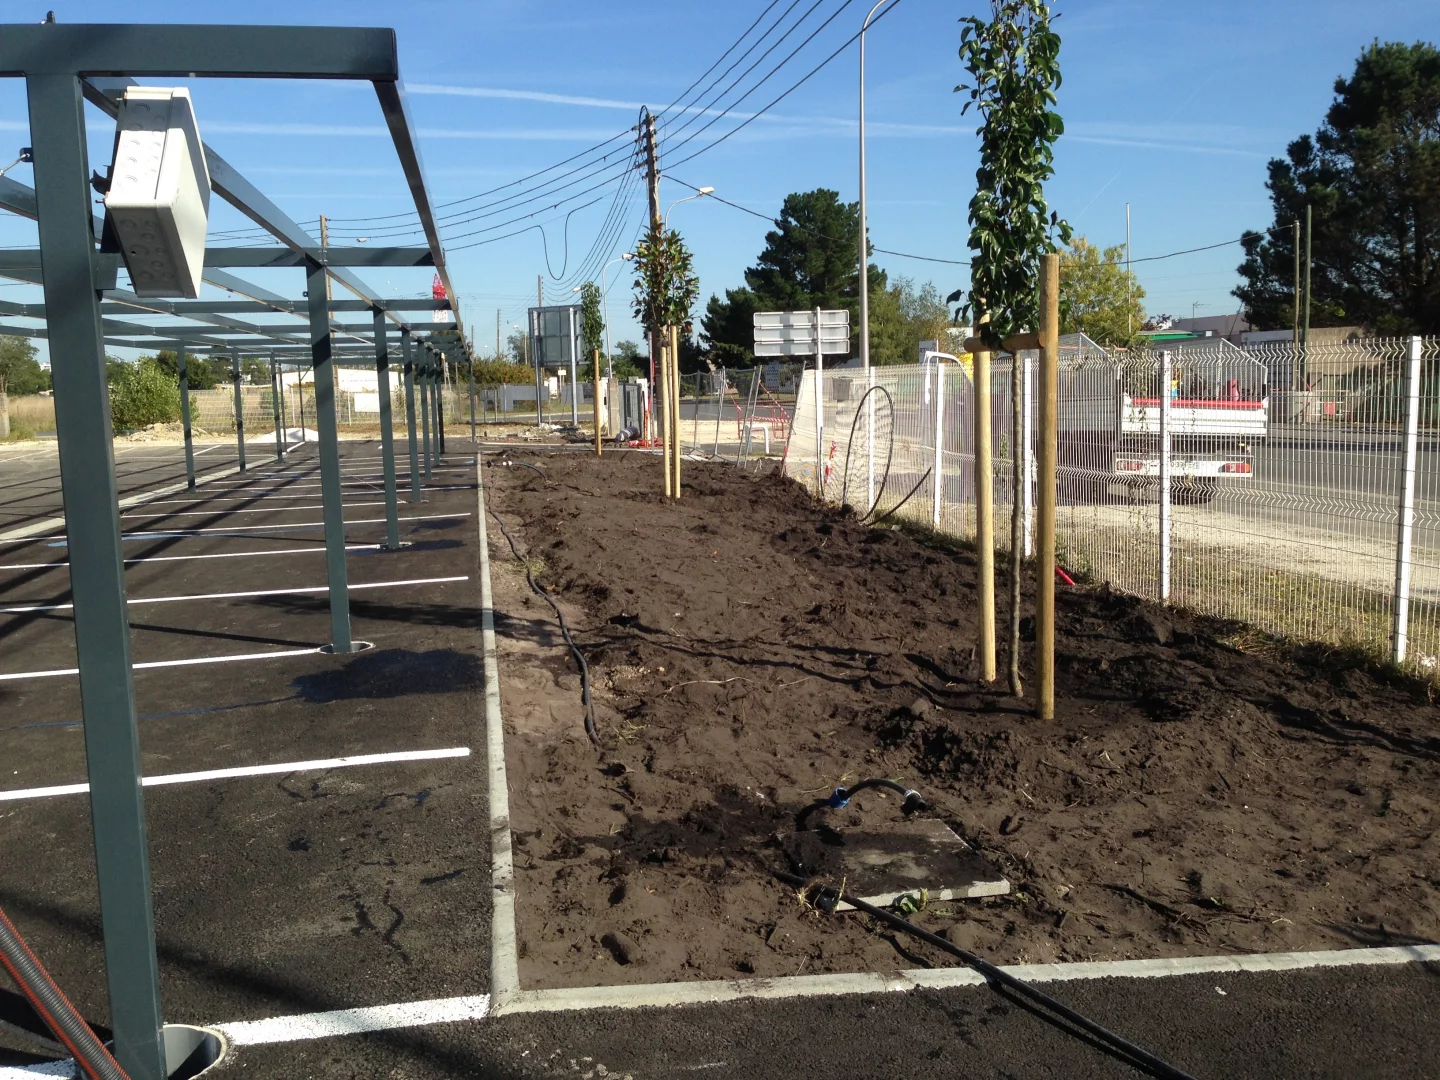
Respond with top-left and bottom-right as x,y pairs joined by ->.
0,905 -> 130,1080
770,872 -> 1200,1080
486,503 -> 601,748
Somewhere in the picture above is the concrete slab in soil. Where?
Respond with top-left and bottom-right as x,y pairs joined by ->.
779,818 -> 1010,910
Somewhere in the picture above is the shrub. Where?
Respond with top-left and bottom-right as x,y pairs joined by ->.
110,358 -> 181,433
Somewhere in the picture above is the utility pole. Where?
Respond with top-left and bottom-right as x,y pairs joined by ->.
319,214 -> 333,304
1302,204 -> 1313,380
1125,202 -> 1132,339
643,107 -> 661,441
496,307 -> 501,360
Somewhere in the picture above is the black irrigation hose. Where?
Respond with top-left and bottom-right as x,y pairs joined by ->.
772,871 -> 1199,1080
839,384 -> 895,520
498,460 -> 548,480
794,777 -> 927,831
487,505 -> 602,748
871,467 -> 932,526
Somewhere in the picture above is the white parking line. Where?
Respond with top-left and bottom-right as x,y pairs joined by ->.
0,647 -> 322,682
0,512 -> 470,545
0,747 -> 471,803
122,502 -> 385,517
0,544 -> 376,572
215,995 -> 492,1046
0,576 -> 468,613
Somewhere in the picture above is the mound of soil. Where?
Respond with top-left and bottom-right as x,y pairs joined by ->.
485,450 -> 1440,990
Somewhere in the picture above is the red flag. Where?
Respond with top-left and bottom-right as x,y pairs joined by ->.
432,274 -> 447,301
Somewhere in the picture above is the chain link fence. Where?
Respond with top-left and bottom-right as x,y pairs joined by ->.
784,334 -> 1440,675
676,365 -> 799,463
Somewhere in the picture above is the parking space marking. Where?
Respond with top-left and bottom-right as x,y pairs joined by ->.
121,502 -> 386,517
0,647 -> 323,682
214,994 -> 492,1046
0,575 -> 468,613
0,512 -> 471,545
0,544 -> 377,573
0,747 -> 472,803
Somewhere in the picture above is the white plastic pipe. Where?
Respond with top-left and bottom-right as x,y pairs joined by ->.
1393,335 -> 1422,664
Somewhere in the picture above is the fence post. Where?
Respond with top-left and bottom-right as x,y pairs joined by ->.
713,368 -> 724,456
1159,349 -> 1172,603
867,364 -> 877,512
1393,335 -> 1422,665
932,360 -> 945,527
1022,351 -> 1035,557
593,349 -> 603,456
974,328 -> 996,684
814,311 -> 825,498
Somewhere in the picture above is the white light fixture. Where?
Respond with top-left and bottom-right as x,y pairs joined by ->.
104,86 -> 210,298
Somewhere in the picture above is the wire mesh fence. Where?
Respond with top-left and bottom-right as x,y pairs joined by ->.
784,334 -> 1440,676
676,365 -> 798,463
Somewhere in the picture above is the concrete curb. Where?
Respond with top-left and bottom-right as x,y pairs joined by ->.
477,455 -> 522,1009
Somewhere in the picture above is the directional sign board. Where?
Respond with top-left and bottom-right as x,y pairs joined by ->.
753,309 -> 850,357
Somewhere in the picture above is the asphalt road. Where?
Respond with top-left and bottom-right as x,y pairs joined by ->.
209,961 -> 1440,1080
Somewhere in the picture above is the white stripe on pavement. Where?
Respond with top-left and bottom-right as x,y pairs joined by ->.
0,576 -> 468,613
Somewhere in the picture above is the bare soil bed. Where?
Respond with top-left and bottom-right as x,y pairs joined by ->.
484,449 -> 1440,990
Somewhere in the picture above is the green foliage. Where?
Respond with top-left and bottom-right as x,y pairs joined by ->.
1059,236 -> 1147,346
701,189 -> 886,364
610,340 -> 644,379
579,281 -> 605,361
109,357 -> 181,433
699,287 -> 761,367
957,0 -> 1071,345
0,338 -> 49,395
504,329 -> 530,366
471,358 -> 535,385
150,350 -> 226,389
868,278 -> 958,366
631,222 -> 700,336
1234,40 -> 1440,334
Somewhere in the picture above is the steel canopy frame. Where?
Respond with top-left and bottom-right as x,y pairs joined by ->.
0,23 -> 468,1080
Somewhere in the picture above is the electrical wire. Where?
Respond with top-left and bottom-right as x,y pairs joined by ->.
772,872 -> 1200,1080
662,0 -> 866,166
486,494 -> 601,748
668,176 -> 969,267
654,0 -> 787,120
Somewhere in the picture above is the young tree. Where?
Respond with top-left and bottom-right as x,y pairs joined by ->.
1234,41 -> 1440,334
630,222 -> 700,346
957,0 -> 1069,696
578,280 -> 605,362
1059,236 -> 1146,346
109,357 -> 181,434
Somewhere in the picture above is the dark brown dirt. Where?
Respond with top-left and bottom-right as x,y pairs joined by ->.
484,449 -> 1440,990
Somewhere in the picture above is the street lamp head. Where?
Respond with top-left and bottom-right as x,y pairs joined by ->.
571,286 -> 582,293
622,252 -> 635,260
698,186 -> 715,195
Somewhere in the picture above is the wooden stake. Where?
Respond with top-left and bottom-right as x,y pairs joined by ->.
660,335 -> 673,497
973,314 -> 996,683
1036,253 -> 1060,720
670,325 -> 682,497
593,349 -> 603,456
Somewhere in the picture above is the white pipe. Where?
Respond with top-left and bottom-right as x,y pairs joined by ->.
1393,335 -> 1422,663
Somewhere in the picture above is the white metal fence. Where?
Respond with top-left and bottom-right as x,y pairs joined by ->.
784,335 -> 1440,675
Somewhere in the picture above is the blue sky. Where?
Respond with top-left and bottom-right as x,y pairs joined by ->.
1,0 -> 1436,362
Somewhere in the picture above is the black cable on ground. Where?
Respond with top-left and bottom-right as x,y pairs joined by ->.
795,777 -> 926,830
486,504 -> 601,749
772,871 -> 1199,1080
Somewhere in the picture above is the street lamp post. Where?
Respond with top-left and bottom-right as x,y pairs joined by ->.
665,186 -> 714,227
600,252 -> 635,380
858,0 -> 899,372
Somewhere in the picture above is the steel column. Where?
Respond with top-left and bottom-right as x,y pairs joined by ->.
435,351 -> 446,456
420,349 -> 433,480
305,258 -> 353,652
26,69 -> 168,1080
269,350 -> 283,462
402,331 -> 420,502
231,347 -> 246,472
177,340 -> 195,490
374,311 -> 401,551
468,353 -> 476,442
276,356 -> 289,454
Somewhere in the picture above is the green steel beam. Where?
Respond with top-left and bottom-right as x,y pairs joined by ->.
373,308 -> 401,551
25,69 -> 167,1080
305,258 -> 353,653
402,330 -> 420,503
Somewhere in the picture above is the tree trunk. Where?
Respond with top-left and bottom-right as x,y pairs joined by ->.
1008,359 -> 1024,697
0,389 -> 9,439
